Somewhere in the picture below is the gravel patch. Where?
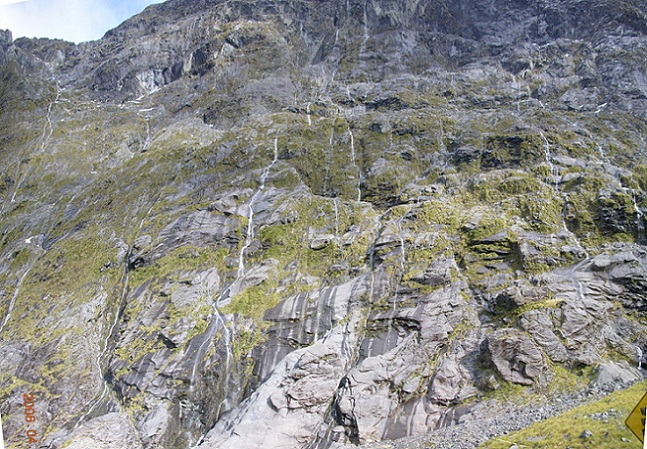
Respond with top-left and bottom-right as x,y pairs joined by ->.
352,379 -> 642,449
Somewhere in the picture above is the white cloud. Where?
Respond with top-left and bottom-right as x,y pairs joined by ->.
0,0 -> 165,43
0,1 -> 29,6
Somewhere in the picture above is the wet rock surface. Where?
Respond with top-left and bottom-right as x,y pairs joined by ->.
2,0 -> 647,448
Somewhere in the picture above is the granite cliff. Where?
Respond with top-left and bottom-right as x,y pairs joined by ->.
1,0 -> 647,448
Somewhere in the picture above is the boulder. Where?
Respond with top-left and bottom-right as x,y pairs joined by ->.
310,234 -> 335,250
429,353 -> 476,405
484,329 -> 545,385
593,361 -> 642,392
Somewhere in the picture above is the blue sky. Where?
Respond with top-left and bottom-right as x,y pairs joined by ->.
0,0 -> 165,43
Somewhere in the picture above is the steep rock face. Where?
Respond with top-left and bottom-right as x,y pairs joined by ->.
1,1 -> 647,448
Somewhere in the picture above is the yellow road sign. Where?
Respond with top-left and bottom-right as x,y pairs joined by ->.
626,391 -> 647,443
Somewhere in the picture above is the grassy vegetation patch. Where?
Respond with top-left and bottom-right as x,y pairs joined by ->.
222,281 -> 279,322
128,245 -> 229,287
480,380 -> 647,449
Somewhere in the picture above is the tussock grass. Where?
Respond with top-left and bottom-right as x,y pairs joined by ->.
480,380 -> 647,449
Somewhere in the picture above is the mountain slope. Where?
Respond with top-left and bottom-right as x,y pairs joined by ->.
1,1 -> 647,448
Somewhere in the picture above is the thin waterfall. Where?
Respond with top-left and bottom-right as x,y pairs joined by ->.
632,189 -> 645,238
239,138 -> 279,277
596,143 -> 613,168
540,132 -> 559,189
189,306 -> 231,393
75,200 -> 156,429
41,82 -> 60,154
140,109 -> 154,152
9,83 -> 60,204
193,137 -> 280,423
540,132 -> 589,257
0,267 -> 33,335
361,0 -> 369,56
213,311 -> 233,414
574,275 -> 586,301
324,125 -> 334,193
189,306 -> 232,448
189,288 -> 236,448
0,84 -> 62,330
74,286 -> 122,427
384,212 -> 410,351
192,137 -> 280,439
362,215 -> 385,359
348,128 -> 361,202
394,210 -> 409,312
511,74 -> 520,111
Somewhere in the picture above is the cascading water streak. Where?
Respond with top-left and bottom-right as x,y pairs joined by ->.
511,74 -> 520,111
541,132 -> 590,258
74,284 -> 124,427
393,210 -> 409,312
632,189 -> 645,238
0,82 -> 63,331
361,0 -> 369,56
324,126 -> 334,192
0,267 -> 33,335
188,306 -> 233,448
189,307 -> 231,393
8,83 -> 60,205
213,311 -> 233,414
362,216 -> 386,359
193,137 -> 280,442
596,143 -> 611,166
238,137 -> 279,277
140,110 -> 153,152
75,200 -> 158,429
41,82 -> 61,154
540,131 -> 559,190
348,128 -> 361,202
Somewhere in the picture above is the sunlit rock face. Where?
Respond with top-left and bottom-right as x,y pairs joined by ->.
1,0 -> 647,448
